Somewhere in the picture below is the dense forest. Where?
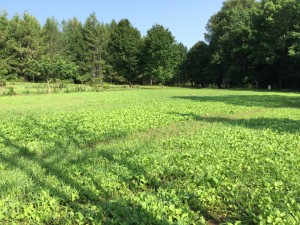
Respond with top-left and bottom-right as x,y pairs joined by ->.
0,0 -> 300,90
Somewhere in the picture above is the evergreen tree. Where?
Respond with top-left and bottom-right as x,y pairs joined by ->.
0,12 -> 10,80
7,13 -> 41,81
82,13 -> 110,83
41,17 -> 62,56
62,17 -> 85,78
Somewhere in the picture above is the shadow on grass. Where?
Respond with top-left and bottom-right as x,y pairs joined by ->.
0,118 -> 172,224
173,94 -> 300,108
97,147 -> 221,224
5,107 -> 297,223
0,111 -> 224,224
173,112 -> 300,134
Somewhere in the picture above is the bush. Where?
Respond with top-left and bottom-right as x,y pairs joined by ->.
3,87 -> 16,96
102,83 -> 110,90
0,80 -> 6,87
75,86 -> 87,92
89,77 -> 103,87
23,90 -> 30,95
18,76 -> 26,82
0,76 -> 6,87
53,87 -> 59,93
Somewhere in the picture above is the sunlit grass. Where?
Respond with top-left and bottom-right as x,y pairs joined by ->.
0,87 -> 299,224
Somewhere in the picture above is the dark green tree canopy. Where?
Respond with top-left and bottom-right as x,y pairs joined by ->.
41,17 -> 62,56
0,12 -> 10,78
82,13 -> 110,81
205,0 -> 258,87
6,13 -> 41,80
1,4 -> 299,90
108,19 -> 141,84
203,0 -> 300,89
184,41 -> 210,86
142,24 -> 178,85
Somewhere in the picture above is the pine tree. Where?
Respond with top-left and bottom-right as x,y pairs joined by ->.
82,13 -> 110,83
61,17 -> 85,78
7,13 -> 41,81
0,12 -> 10,80
41,17 -> 62,56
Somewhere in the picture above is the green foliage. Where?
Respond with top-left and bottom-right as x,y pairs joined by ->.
37,55 -> 78,93
0,12 -> 9,79
205,0 -> 258,87
39,55 -> 79,82
4,86 -> 16,95
183,41 -> 210,86
0,88 -> 299,224
6,13 -> 41,80
171,43 -> 188,86
61,17 -> 85,75
82,13 -> 110,80
41,17 -> 63,55
142,24 -> 178,85
108,19 -> 142,84
203,0 -> 300,89
1,4 -> 300,89
0,76 -> 6,87
23,58 -> 40,82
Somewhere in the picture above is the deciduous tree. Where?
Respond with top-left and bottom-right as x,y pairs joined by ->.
142,24 -> 178,86
108,19 -> 141,85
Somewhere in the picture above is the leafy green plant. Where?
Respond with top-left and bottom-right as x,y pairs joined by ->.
0,88 -> 299,224
3,86 -> 16,96
0,75 -> 6,87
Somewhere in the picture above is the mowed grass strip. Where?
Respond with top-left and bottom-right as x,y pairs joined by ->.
0,88 -> 299,224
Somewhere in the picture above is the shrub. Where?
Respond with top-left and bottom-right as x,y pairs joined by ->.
3,86 -> 16,96
0,76 -> 6,87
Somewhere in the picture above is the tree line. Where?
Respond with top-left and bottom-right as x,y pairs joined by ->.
0,12 -> 185,87
1,0 -> 300,90
202,0 -> 300,90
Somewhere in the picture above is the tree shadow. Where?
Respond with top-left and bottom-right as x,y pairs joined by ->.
97,146 -> 221,224
0,118 -> 171,224
171,113 -> 300,134
7,108 -> 297,224
0,111 -> 223,224
173,94 -> 300,108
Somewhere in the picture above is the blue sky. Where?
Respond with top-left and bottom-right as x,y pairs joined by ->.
1,0 -> 224,49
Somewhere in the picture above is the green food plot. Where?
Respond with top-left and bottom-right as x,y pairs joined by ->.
0,88 -> 299,224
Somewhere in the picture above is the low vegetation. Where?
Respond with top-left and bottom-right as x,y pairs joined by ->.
0,87 -> 299,224
0,82 -> 143,96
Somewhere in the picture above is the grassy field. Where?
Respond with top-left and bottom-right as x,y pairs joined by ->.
0,86 -> 299,224
0,82 -> 153,96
